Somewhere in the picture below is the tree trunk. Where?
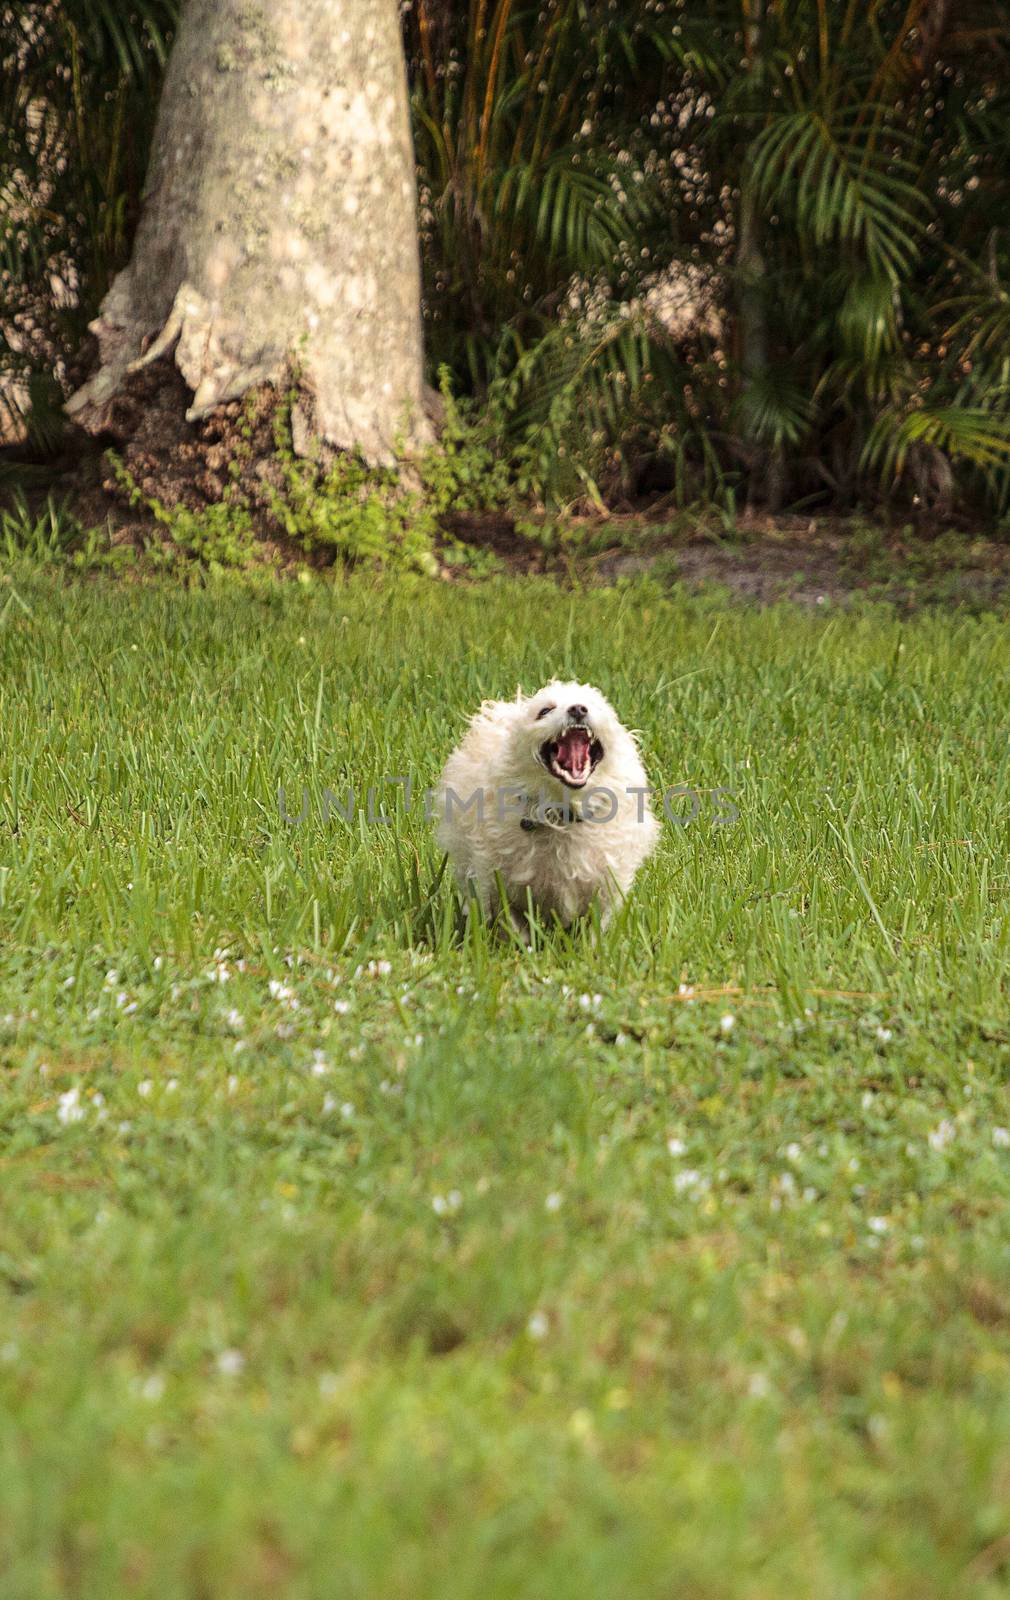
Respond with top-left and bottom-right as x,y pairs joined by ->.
66,0 -> 431,465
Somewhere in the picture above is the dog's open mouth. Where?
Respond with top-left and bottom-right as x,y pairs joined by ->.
540,725 -> 604,789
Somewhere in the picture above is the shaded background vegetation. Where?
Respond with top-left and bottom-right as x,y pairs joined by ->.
3,0 -> 1010,516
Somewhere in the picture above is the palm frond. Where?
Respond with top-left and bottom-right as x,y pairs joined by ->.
863,404 -> 1010,484
734,369 -> 816,450
750,105 -> 931,282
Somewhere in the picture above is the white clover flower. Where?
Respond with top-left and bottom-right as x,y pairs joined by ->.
226,1075 -> 239,1095
545,1192 -> 563,1213
928,1120 -> 956,1152
367,959 -> 392,977
673,1168 -> 707,1195
215,1349 -> 245,1377
527,1310 -> 549,1340
784,1142 -> 802,1163
875,1026 -> 893,1044
867,1216 -> 889,1235
993,1127 -> 1010,1149
333,1000 -> 350,1015
137,1080 -> 152,1098
224,1009 -> 244,1032
139,1373 -> 165,1402
719,1013 -> 735,1034
666,1136 -> 686,1157
431,1194 -> 448,1216
57,1086 -> 85,1126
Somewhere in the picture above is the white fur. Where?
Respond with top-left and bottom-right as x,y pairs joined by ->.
436,680 -> 659,935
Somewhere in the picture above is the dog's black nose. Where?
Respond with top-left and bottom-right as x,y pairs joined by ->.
567,704 -> 588,721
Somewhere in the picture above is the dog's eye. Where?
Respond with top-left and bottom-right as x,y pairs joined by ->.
535,704 -> 555,720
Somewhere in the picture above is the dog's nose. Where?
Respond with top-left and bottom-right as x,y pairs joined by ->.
567,704 -> 588,722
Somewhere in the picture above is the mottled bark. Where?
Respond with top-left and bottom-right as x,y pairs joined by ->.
66,0 -> 430,464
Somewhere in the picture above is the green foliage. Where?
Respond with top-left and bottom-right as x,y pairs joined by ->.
267,446 -> 438,572
748,105 -> 931,285
704,0 -> 1010,512
260,390 -> 434,572
0,490 -> 84,562
422,369 -> 512,514
408,0 -> 1010,513
107,453 -> 261,572
407,0 -> 669,386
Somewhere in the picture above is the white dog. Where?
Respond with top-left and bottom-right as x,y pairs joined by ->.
436,680 -> 658,937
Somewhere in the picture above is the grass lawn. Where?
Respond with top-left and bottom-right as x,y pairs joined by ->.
2,567 -> 1010,1598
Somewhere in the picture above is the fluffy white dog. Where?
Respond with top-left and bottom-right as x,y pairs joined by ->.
436,680 -> 658,936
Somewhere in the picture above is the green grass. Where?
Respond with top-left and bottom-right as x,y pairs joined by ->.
2,566 -> 1010,1599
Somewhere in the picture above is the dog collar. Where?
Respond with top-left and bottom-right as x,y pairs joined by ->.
520,800 -> 584,832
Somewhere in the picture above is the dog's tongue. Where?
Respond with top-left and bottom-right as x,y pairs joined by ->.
557,727 -> 591,772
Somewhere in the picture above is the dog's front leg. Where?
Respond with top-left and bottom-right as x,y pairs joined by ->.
501,903 -> 532,945
596,876 -> 627,932
462,876 -> 530,944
